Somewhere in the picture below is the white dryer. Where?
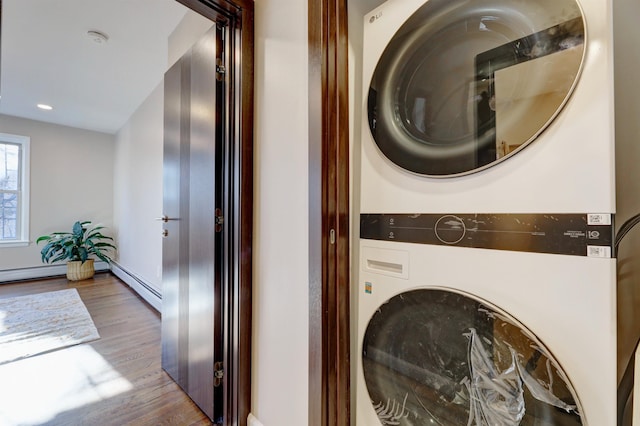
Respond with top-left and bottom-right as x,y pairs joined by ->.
360,0 -> 612,214
355,0 -> 624,424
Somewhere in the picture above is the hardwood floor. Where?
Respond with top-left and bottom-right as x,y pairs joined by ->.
0,273 -> 212,426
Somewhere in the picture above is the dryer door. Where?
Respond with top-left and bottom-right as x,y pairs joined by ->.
368,0 -> 585,177
362,289 -> 583,424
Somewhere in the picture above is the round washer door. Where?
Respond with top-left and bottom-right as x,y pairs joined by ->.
368,0 -> 585,176
362,289 -> 583,424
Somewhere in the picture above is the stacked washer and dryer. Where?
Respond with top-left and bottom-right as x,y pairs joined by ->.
355,0 -> 640,424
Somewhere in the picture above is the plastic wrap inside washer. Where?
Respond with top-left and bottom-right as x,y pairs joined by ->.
362,289 -> 583,425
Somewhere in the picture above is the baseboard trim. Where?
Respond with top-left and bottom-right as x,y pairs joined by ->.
0,262 -> 110,283
111,263 -> 162,312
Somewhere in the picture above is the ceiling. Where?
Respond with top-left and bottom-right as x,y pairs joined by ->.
0,0 -> 397,135
0,0 -> 190,134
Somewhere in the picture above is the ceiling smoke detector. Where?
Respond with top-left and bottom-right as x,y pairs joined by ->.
87,30 -> 109,44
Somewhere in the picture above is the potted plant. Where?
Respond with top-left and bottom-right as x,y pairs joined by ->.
36,220 -> 117,281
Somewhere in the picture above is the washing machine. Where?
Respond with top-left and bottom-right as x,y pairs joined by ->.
357,225 -> 615,425
356,0 -> 622,424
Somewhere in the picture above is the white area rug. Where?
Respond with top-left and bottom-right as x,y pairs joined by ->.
0,288 -> 100,365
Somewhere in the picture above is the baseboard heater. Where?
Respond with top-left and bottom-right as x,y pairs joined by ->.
0,262 -> 110,283
110,262 -> 162,312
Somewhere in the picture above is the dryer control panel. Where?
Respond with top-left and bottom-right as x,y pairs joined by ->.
360,213 -> 614,258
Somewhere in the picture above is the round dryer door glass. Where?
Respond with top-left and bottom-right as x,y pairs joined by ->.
368,0 -> 585,176
362,289 -> 583,424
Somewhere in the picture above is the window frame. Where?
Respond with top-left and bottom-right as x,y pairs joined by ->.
0,132 -> 30,247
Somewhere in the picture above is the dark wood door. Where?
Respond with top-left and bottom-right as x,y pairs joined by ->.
161,25 -> 225,422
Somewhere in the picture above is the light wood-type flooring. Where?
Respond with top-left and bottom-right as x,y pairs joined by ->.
0,273 -> 212,426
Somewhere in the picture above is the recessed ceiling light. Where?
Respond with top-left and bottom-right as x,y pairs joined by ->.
37,104 -> 53,111
87,30 -> 109,44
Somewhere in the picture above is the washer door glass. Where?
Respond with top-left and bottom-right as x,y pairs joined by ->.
368,0 -> 585,176
362,289 -> 583,424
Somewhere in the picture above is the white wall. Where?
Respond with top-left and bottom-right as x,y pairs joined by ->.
252,0 -> 309,424
614,0 -> 640,382
113,84 -> 164,292
168,10 -> 213,68
0,114 -> 114,271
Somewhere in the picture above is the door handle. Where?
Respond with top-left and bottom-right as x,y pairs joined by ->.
156,215 -> 180,223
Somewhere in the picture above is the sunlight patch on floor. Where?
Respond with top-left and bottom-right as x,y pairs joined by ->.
0,344 -> 132,425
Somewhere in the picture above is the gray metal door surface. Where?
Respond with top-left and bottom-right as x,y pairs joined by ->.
161,24 -> 225,422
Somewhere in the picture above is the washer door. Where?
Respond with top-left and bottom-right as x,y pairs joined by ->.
362,289 -> 583,424
368,0 -> 585,176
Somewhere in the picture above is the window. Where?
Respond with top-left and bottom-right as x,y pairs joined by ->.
0,133 -> 30,246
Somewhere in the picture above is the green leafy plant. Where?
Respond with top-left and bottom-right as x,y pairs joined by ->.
36,220 -> 116,264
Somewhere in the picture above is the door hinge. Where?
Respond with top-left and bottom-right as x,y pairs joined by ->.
215,208 -> 224,232
214,362 -> 223,387
216,58 -> 226,81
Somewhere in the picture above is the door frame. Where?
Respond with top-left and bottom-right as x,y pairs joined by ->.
309,0 -> 351,424
175,1 -> 254,424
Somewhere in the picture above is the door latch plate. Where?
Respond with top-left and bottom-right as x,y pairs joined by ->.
214,361 -> 223,387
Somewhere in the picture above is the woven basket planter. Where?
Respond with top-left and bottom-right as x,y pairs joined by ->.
66,259 -> 95,281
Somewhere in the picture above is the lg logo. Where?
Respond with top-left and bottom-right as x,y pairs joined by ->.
369,12 -> 382,23
588,231 -> 600,240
